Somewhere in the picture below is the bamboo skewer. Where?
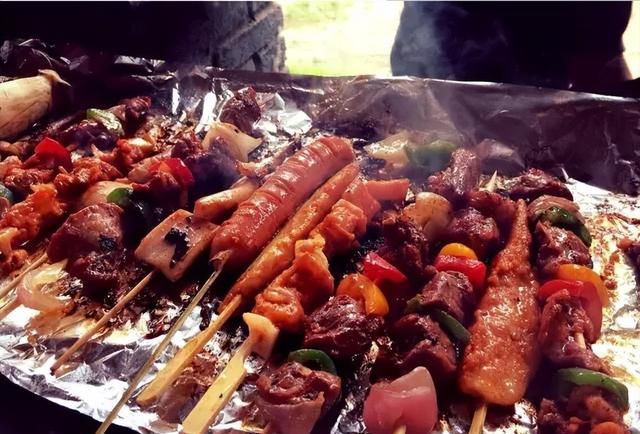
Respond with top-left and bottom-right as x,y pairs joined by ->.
135,294 -> 242,406
393,424 -> 407,434
51,270 -> 156,374
0,252 -> 48,301
469,402 -> 488,434
94,252 -> 230,434
181,313 -> 278,434
468,320 -> 589,433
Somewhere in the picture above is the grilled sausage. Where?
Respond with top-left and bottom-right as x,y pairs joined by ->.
210,136 -> 354,270
459,200 -> 541,405
220,163 -> 359,310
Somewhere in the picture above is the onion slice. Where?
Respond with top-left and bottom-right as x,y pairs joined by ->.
363,367 -> 438,434
16,260 -> 70,313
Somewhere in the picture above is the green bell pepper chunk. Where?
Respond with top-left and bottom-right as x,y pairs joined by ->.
541,206 -> 592,247
555,368 -> 629,411
87,108 -> 124,136
0,184 -> 15,205
430,309 -> 470,346
288,349 -> 337,375
405,298 -> 470,347
404,139 -> 457,173
106,187 -> 133,207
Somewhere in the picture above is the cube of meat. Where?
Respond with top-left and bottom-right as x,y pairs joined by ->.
304,295 -> 382,361
535,222 -> 592,278
416,271 -> 475,324
47,203 -> 124,262
507,168 -> 573,202
374,314 -> 457,385
256,361 -> 342,434
135,210 -> 216,281
444,207 -> 501,258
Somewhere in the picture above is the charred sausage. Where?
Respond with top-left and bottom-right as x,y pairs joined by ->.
210,136 -> 354,270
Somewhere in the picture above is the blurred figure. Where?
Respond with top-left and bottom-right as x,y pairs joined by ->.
391,2 -> 632,92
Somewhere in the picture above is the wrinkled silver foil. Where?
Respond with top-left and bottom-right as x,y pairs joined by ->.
0,42 -> 639,433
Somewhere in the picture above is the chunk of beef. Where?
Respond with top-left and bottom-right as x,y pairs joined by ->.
304,295 -> 382,362
256,361 -> 342,434
444,207 -> 501,258
535,222 -> 592,278
508,168 -> 572,202
122,96 -> 151,131
56,119 -> 118,152
377,213 -> 430,284
68,250 -> 120,293
219,87 -> 261,135
618,237 -> 640,271
538,386 -> 629,434
47,203 -> 124,263
427,149 -> 481,207
53,158 -> 123,198
132,170 -> 185,211
465,189 -> 516,232
182,142 -> 239,199
538,290 -> 605,372
169,131 -> 202,160
415,271 -> 475,324
375,314 -> 457,384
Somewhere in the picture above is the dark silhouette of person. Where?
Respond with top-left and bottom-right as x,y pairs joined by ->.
391,2 -> 632,93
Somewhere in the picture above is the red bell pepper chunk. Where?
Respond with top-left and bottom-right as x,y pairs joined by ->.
149,157 -> 194,187
538,279 -> 603,339
34,137 -> 72,171
363,252 -> 407,284
434,255 -> 486,290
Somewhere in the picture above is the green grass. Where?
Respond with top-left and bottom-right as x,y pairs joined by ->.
282,0 -> 353,29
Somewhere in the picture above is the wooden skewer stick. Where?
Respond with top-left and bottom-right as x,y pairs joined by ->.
135,294 -> 242,407
575,332 -> 586,349
181,313 -> 278,434
94,252 -> 229,434
0,298 -> 21,321
469,402 -> 488,434
393,424 -> 407,434
51,270 -> 156,374
0,253 -> 48,301
260,423 -> 272,434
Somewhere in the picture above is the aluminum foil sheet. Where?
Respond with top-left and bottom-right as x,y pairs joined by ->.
0,39 -> 639,434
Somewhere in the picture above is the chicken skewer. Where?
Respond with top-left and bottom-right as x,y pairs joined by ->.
462,199 -> 541,433
0,97 -> 159,279
93,135 -> 356,433
0,131 -> 220,323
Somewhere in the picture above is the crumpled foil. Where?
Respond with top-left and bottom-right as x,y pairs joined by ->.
0,40 -> 639,434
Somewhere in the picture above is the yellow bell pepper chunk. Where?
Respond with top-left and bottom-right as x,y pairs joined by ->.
556,264 -> 609,306
337,273 -> 389,316
438,242 -> 478,260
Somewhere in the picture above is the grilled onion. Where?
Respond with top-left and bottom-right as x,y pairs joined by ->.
203,121 -> 261,162
402,192 -> 452,239
16,260 -> 70,313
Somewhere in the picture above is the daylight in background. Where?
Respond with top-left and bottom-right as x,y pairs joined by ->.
279,0 -> 640,79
